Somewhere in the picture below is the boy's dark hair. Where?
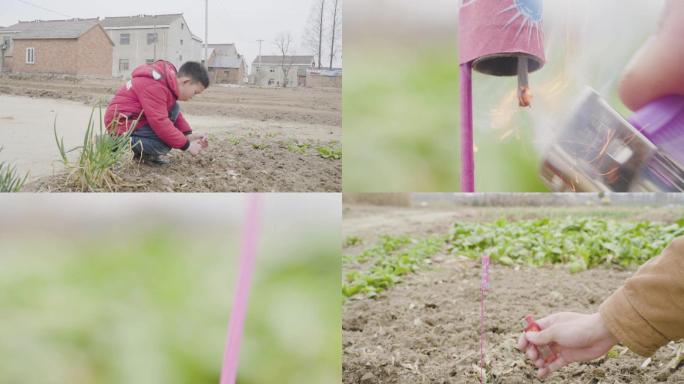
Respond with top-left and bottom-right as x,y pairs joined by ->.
178,61 -> 210,88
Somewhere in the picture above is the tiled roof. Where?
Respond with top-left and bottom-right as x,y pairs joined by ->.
100,14 -> 182,28
3,18 -> 102,40
253,55 -> 315,66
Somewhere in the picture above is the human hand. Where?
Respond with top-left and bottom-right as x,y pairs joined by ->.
198,134 -> 209,148
517,312 -> 618,380
619,0 -> 684,111
189,133 -> 209,148
187,141 -> 203,155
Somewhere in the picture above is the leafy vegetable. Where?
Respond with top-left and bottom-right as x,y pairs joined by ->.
343,216 -> 684,299
447,217 -> 684,270
343,236 -> 363,247
316,145 -> 342,160
343,235 -> 444,298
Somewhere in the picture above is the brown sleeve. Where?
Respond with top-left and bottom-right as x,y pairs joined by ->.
599,236 -> 684,357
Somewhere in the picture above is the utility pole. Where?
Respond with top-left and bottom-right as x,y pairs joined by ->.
153,22 -> 157,61
329,0 -> 339,69
0,39 -> 6,74
256,39 -> 263,85
204,0 -> 208,66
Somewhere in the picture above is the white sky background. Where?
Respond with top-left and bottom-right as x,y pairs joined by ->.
0,0 -> 341,68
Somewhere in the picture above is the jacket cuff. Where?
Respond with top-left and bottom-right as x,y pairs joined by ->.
184,130 -> 193,136
180,139 -> 190,151
599,287 -> 669,357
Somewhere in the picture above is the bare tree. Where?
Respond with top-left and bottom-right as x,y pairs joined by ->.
305,0 -> 326,68
274,32 -> 295,88
328,0 -> 341,69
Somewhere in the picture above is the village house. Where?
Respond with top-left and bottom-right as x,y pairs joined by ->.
250,55 -> 315,87
99,13 -> 203,78
207,43 -> 246,84
0,18 -> 113,77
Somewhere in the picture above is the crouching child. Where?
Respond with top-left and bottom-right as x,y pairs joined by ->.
104,60 -> 210,165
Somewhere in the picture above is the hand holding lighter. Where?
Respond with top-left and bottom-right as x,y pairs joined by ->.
540,88 -> 684,192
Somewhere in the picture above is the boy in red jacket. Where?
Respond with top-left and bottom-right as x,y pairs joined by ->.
105,61 -> 210,165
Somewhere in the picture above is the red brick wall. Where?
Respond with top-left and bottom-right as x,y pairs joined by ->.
7,25 -> 112,77
209,67 -> 244,84
77,25 -> 113,77
306,73 -> 342,88
10,38 -> 78,75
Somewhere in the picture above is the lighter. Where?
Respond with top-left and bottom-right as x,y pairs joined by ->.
522,315 -> 558,364
458,0 -> 546,191
540,88 -> 684,192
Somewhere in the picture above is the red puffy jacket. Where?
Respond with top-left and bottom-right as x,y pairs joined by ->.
104,60 -> 192,150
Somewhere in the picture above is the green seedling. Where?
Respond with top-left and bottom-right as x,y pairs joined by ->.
316,145 -> 342,160
344,236 -> 363,247
286,141 -> 311,155
0,147 -> 28,192
343,235 -> 444,299
252,143 -> 269,150
54,106 -> 140,192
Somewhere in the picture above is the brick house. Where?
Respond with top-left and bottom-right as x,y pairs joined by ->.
207,43 -> 246,84
250,55 -> 315,87
100,14 -> 203,78
0,19 -> 113,76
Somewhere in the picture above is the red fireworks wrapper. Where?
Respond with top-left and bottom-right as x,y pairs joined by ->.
459,0 -> 546,75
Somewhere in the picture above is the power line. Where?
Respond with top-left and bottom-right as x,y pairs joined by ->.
14,0 -> 73,19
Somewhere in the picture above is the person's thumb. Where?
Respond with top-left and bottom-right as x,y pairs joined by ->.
526,327 -> 556,346
618,1 -> 684,110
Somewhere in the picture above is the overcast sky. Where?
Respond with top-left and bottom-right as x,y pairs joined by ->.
0,0 -> 336,68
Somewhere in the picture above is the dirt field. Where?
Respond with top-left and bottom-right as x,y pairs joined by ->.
342,204 -> 684,384
0,74 -> 340,192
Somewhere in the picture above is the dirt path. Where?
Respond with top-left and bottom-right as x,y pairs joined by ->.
342,204 -> 684,383
0,75 -> 341,125
0,95 -> 95,180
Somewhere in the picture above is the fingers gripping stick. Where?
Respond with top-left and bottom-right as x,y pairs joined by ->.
523,315 -> 558,364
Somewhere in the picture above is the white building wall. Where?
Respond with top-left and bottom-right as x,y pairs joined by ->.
192,38 -> 203,64
166,17 -> 200,68
107,26 -> 170,78
252,63 -> 305,87
105,15 -> 202,78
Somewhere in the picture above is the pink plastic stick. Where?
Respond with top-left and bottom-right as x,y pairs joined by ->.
479,254 -> 490,384
461,62 -> 475,192
220,194 -> 262,384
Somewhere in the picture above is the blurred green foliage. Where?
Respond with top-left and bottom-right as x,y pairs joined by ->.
343,46 -> 546,192
0,229 -> 340,384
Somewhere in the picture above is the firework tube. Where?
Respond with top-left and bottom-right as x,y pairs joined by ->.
461,62 -> 475,192
458,0 -> 545,76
